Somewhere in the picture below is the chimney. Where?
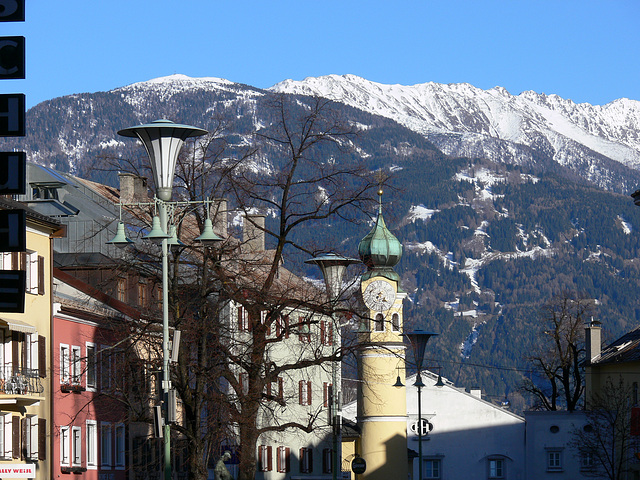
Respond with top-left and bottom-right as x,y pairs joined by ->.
585,318 -> 602,364
118,173 -> 148,203
211,198 -> 228,239
243,214 -> 266,252
469,388 -> 482,399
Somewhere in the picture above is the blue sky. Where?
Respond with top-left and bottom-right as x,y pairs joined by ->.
3,1 -> 640,109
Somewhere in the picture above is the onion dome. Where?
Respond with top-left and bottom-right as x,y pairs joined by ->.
358,189 -> 402,275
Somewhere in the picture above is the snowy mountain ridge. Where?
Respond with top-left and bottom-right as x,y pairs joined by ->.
270,74 -> 640,190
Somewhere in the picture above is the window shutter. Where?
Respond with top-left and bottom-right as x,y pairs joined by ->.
307,382 -> 312,406
285,447 -> 290,473
20,417 -> 25,460
37,256 -> 44,295
298,380 -> 303,405
12,332 -> 19,373
309,448 -> 313,472
11,252 -> 18,270
284,315 -> 290,339
267,445 -> 272,471
237,306 -> 243,331
299,448 -> 304,472
38,335 -> 46,378
258,445 -> 263,471
38,418 -> 46,460
320,321 -> 326,345
12,416 -> 19,459
19,252 -> 26,271
278,377 -> 284,399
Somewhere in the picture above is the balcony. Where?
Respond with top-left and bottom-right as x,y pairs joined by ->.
0,367 -> 45,405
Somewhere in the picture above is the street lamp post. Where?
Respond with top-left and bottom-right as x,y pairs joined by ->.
117,119 -> 208,480
305,253 -> 360,480
403,330 -> 438,480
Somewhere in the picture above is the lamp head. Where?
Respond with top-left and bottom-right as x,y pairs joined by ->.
118,119 -> 208,201
305,253 -> 360,301
106,222 -> 134,248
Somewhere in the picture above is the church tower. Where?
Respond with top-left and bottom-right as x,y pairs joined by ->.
356,190 -> 407,480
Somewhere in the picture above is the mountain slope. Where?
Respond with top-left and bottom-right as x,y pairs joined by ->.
271,74 -> 640,193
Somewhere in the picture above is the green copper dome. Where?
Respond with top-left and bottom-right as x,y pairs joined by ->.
358,191 -> 403,276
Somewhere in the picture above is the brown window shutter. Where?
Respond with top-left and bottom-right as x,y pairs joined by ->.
38,418 -> 46,460
258,445 -> 263,471
37,256 -> 45,295
285,447 -> 290,472
38,335 -> 46,378
12,416 -> 19,458
320,321 -> 326,344
284,315 -> 290,339
11,252 -> 19,270
237,306 -> 243,331
267,446 -> 272,471
19,252 -> 26,271
298,380 -> 303,405
307,382 -> 312,406
12,332 -> 19,372
278,377 -> 283,399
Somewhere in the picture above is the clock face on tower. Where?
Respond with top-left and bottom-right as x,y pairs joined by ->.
363,279 -> 396,312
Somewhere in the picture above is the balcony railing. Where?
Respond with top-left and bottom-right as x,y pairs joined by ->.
0,367 -> 44,396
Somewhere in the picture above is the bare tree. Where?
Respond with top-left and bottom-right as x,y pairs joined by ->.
570,376 -> 639,480
521,291 -> 595,411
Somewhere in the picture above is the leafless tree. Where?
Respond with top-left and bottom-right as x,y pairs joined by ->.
521,291 -> 595,411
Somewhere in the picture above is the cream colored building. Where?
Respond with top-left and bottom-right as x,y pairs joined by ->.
0,198 -> 64,480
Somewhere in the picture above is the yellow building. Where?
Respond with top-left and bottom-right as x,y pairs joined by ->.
0,198 -> 64,479
351,192 -> 408,480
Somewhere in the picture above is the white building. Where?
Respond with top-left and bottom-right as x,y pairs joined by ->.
343,370 -> 526,480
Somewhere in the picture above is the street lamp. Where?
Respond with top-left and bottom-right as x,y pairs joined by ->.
305,253 -> 360,480
118,119 -> 208,480
403,329 -> 438,480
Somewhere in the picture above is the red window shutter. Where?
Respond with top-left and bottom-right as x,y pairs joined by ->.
320,321 -> 326,345
38,335 -> 46,378
12,416 -> 19,458
258,445 -> 263,471
38,418 -> 46,460
307,381 -> 312,406
278,377 -> 283,399
327,321 -> 333,346
265,380 -> 272,397
285,447 -> 290,472
267,446 -> 273,471
299,448 -> 305,472
284,315 -> 290,338
37,256 -> 45,295
299,380 -> 304,405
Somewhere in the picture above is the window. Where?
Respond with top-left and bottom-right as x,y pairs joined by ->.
100,346 -> 111,391
488,458 -> 504,478
277,446 -> 290,473
25,416 -> 38,460
138,282 -> 147,308
86,420 -> 97,469
239,372 -> 249,396
275,315 -> 290,338
391,313 -> 400,331
424,458 -> 441,479
258,445 -> 272,471
115,424 -> 125,469
101,422 -> 112,468
86,343 -> 96,389
71,345 -> 81,384
374,313 -> 385,332
320,320 -> 333,346
72,426 -> 81,466
299,380 -> 312,406
299,447 -> 313,473
117,278 -> 126,302
265,377 -> 283,400
580,451 -> 594,470
547,450 -> 562,471
298,316 -> 311,342
237,306 -> 250,332
322,448 -> 333,474
60,344 -> 70,384
60,426 -> 70,466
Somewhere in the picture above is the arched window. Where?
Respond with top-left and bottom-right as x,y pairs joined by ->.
374,314 -> 385,332
391,313 -> 400,331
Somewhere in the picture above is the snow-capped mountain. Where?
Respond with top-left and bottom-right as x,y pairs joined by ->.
271,74 -> 640,192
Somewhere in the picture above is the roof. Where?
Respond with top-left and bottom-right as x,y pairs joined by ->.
0,196 -> 65,236
591,324 -> 640,365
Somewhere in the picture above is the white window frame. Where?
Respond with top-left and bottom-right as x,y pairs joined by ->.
547,450 -> 562,471
100,422 -> 112,468
86,420 -> 97,469
60,426 -> 70,466
60,344 -> 70,384
115,423 -> 125,469
86,343 -> 96,390
424,458 -> 441,479
72,426 -> 82,466
2,414 -> 11,459
71,345 -> 81,385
